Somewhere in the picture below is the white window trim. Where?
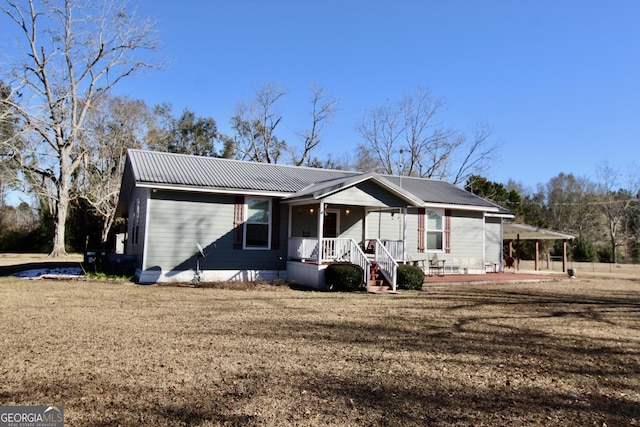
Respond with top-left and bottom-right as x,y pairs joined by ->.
243,197 -> 272,250
426,209 -> 444,252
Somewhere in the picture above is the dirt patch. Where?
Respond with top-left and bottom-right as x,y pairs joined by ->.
0,275 -> 638,426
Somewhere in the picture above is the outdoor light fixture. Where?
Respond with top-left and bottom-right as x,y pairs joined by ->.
309,207 -> 314,215
345,209 -> 350,216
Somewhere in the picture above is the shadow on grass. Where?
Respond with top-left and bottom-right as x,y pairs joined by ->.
2,283 -> 638,426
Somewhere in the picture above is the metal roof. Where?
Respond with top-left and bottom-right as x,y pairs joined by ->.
282,171 -> 425,207
503,222 -> 575,240
381,175 -> 503,209
119,150 -> 514,214
127,149 -> 357,193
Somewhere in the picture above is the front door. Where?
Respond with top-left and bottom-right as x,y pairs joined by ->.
323,210 -> 339,238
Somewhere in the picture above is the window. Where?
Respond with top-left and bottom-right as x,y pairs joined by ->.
426,210 -> 443,251
244,197 -> 271,249
132,198 -> 140,246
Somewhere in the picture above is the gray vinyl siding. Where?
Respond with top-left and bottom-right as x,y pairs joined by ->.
449,211 -> 484,262
291,204 -> 364,242
339,206 -> 365,242
323,181 -> 408,208
145,190 -> 287,272
125,187 -> 148,269
484,217 -> 503,263
405,208 -> 485,264
290,205 -> 319,237
365,209 -> 404,241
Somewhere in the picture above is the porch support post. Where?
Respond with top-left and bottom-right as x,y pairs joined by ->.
562,239 -> 568,273
509,241 -> 513,257
516,234 -> 520,271
534,239 -> 540,271
402,207 -> 407,262
499,220 -> 505,272
316,202 -> 324,264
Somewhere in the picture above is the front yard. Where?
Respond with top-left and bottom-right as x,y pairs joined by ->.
0,275 -> 638,426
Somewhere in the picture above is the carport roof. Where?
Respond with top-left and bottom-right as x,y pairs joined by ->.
503,222 -> 575,240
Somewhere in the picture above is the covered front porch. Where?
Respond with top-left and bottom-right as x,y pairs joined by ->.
285,203 -> 409,291
280,172 -> 426,291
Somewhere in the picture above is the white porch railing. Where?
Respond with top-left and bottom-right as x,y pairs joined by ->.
380,239 -> 405,262
375,239 -> 398,291
288,237 -> 371,287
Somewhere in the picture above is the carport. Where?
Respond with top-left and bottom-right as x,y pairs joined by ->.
503,222 -> 575,272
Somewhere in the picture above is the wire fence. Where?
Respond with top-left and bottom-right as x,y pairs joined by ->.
516,258 -> 640,275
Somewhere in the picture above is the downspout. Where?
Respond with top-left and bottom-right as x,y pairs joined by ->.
142,189 -> 151,271
287,204 -> 292,260
499,220 -> 504,272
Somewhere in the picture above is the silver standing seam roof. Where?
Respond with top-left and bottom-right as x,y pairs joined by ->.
117,149 -> 512,215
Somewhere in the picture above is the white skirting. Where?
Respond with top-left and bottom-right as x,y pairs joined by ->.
136,268 -> 287,284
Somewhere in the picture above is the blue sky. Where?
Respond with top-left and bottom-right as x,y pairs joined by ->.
7,0 -> 640,192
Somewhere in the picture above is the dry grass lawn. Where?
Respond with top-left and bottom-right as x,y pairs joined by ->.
0,269 -> 638,426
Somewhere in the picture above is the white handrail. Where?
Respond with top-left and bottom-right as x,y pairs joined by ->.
346,239 -> 370,288
288,237 -> 371,287
375,239 -> 398,290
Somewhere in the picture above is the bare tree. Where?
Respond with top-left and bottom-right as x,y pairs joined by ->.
0,0 -> 160,256
450,122 -> 500,185
291,84 -> 338,166
596,161 -> 640,263
355,86 -> 499,183
355,102 -> 402,174
228,83 -> 287,163
545,172 -> 599,237
0,81 -> 19,208
80,95 -> 152,245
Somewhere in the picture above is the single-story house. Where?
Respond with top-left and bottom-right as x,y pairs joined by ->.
115,149 -> 515,289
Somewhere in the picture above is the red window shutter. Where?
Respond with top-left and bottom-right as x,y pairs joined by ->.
233,196 -> 244,249
444,209 -> 451,253
417,208 -> 425,253
271,199 -> 280,250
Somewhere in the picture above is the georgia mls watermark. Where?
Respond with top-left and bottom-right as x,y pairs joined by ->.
0,406 -> 64,427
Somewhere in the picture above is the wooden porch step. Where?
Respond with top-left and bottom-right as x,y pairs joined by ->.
367,262 -> 397,293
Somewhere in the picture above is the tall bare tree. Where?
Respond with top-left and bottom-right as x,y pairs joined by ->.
355,102 -> 403,174
0,81 -> 18,208
545,172 -> 599,238
80,95 -> 152,245
0,0 -> 160,256
596,161 -> 640,263
228,83 -> 288,163
292,84 -> 338,166
355,86 -> 499,184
